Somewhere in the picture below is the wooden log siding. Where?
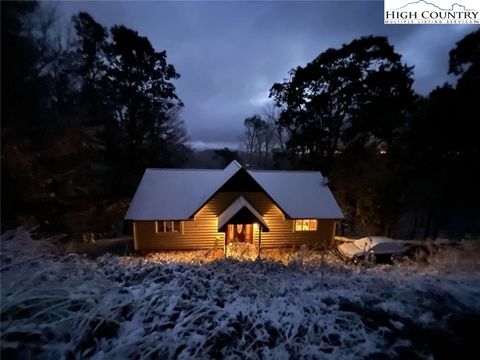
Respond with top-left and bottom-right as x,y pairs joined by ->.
133,192 -> 336,251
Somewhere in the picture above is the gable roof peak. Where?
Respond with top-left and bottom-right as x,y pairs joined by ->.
217,195 -> 269,232
224,160 -> 243,172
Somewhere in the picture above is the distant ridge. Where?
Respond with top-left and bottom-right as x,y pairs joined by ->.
392,0 -> 476,11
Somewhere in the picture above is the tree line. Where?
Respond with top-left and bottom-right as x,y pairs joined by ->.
1,2 -> 190,238
241,32 -> 479,239
2,2 -> 478,240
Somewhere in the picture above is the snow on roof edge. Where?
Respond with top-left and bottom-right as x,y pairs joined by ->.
125,161 -> 344,220
218,196 -> 270,231
124,168 -> 150,220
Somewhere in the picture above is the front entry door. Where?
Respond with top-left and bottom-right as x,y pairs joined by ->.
226,224 -> 253,244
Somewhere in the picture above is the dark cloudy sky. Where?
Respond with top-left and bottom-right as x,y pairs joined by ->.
57,1 -> 478,149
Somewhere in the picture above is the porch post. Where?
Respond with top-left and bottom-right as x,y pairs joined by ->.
257,227 -> 262,259
224,232 -> 227,257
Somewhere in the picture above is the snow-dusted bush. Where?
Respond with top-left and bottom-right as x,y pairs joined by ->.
1,229 -> 133,358
2,229 -> 480,359
426,240 -> 480,272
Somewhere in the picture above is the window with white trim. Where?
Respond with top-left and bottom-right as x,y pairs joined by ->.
156,221 -> 182,233
294,219 -> 317,231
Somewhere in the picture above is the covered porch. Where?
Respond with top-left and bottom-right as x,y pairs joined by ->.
217,196 -> 269,257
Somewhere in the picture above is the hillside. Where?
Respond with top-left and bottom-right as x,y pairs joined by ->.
1,229 -> 479,359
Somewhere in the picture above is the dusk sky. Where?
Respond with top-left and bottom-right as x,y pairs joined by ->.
57,1 -> 478,150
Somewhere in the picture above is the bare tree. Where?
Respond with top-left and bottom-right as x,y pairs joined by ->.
263,102 -> 286,154
242,115 -> 263,167
242,112 -> 279,168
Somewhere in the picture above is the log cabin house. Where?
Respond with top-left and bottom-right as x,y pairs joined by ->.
125,161 -> 343,253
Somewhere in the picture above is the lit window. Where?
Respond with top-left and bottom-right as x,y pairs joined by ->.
156,221 -> 182,233
294,219 -> 317,231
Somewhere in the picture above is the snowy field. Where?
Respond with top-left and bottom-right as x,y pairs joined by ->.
1,229 -> 480,359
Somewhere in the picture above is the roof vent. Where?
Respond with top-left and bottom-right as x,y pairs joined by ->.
321,177 -> 329,186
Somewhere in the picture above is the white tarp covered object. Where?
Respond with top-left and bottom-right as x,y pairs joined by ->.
125,160 -> 343,220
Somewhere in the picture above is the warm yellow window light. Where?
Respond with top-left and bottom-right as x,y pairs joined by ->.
294,219 -> 317,231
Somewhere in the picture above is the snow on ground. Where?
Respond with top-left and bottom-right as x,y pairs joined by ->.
1,229 -> 480,359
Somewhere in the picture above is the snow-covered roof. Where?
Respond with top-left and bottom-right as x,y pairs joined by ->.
251,170 -> 344,219
125,160 -> 343,220
218,196 -> 270,232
